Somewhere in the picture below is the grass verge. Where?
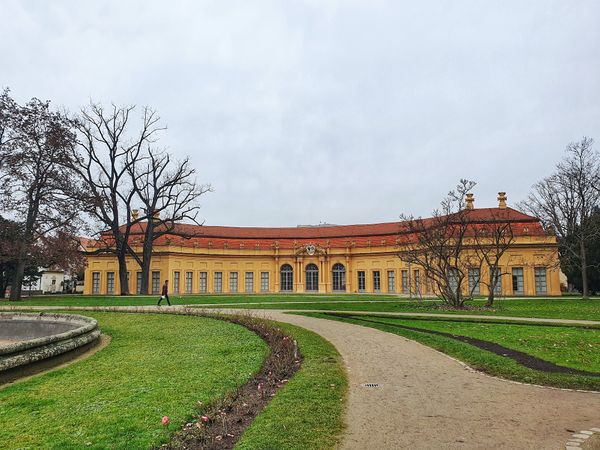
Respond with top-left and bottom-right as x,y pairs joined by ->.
305,312 -> 600,391
235,321 -> 347,450
5,295 -> 600,321
0,313 -> 267,449
0,310 -> 347,450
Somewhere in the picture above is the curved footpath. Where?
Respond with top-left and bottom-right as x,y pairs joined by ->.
2,305 -> 599,449
263,311 -> 600,450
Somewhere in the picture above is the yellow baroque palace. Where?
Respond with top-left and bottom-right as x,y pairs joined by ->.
82,194 -> 561,297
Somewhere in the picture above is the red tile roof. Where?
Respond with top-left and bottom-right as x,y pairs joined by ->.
85,207 -> 545,251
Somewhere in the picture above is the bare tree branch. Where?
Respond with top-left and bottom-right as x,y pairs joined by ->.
397,179 -> 476,307
518,137 -> 600,297
70,102 -> 165,295
127,147 -> 211,294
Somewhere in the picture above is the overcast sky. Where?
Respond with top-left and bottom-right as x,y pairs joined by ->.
2,1 -> 599,227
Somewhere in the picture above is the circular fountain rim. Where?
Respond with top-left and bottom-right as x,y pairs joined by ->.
0,312 -> 98,356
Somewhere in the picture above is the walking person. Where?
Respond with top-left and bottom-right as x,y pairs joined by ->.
158,280 -> 171,306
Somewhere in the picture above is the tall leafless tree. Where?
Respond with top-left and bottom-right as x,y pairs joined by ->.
519,137 -> 600,298
71,103 -> 164,295
466,214 -> 515,306
127,148 -> 211,294
398,179 -> 476,307
0,91 -> 81,300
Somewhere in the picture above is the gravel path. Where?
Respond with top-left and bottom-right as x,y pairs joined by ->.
280,309 -> 600,326
261,310 -> 600,450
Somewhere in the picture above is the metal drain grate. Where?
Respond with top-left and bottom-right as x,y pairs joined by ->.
361,383 -> 380,388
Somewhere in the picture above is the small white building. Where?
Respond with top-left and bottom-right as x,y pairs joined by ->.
22,269 -> 79,294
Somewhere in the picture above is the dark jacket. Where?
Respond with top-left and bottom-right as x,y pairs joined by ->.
161,284 -> 168,295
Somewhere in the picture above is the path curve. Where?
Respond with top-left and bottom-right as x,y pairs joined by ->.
2,305 -> 599,449
259,310 -> 599,450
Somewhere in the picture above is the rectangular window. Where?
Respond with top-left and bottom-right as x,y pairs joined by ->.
136,272 -> 142,294
357,271 -> 366,292
413,269 -> 420,294
152,271 -> 160,294
173,271 -> 180,294
199,272 -> 207,293
185,271 -> 193,293
229,272 -> 238,293
245,272 -> 254,293
260,272 -> 269,292
214,272 -> 222,293
92,272 -> 100,294
535,267 -> 547,295
447,268 -> 459,294
107,272 -> 115,295
401,270 -> 409,294
468,268 -> 480,295
373,271 -> 381,292
387,270 -> 395,293
512,267 -> 524,295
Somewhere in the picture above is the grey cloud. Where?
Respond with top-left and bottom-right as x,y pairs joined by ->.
1,0 -> 599,226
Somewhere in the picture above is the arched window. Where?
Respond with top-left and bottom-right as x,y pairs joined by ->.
280,264 -> 293,292
332,263 -> 346,292
305,263 -> 319,292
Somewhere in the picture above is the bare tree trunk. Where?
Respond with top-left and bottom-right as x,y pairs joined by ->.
10,209 -> 35,301
114,233 -> 130,295
140,258 -> 150,295
486,273 -> 495,307
117,251 -> 129,295
9,256 -> 25,300
580,237 -> 589,298
140,237 -> 153,295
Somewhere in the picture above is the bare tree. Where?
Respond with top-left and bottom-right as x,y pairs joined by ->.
398,179 -> 476,308
127,148 -> 211,294
519,137 -> 600,298
467,212 -> 515,306
0,92 -> 81,300
71,103 -> 164,295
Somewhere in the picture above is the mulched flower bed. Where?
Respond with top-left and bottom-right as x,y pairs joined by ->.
161,314 -> 302,450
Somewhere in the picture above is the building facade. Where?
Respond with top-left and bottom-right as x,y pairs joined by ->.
82,196 -> 561,297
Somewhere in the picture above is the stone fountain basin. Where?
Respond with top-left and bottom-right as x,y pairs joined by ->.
0,313 -> 100,372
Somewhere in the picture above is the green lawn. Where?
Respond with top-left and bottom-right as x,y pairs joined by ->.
308,313 -> 600,391
3,293 -> 399,306
5,294 -> 599,321
197,297 -> 600,321
0,313 -> 268,449
235,322 -> 346,450
0,311 -> 347,450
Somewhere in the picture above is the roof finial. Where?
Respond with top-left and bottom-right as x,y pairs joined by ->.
497,192 -> 507,209
465,193 -> 474,210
